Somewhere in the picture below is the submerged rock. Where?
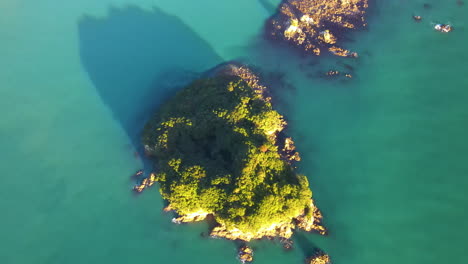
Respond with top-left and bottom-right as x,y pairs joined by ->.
266,0 -> 369,57
280,237 -> 294,250
172,210 -> 210,224
322,70 -> 353,80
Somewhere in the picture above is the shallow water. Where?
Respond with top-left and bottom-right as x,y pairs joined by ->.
1,0 -> 467,263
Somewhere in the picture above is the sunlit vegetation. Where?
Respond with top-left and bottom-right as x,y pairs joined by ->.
142,75 -> 313,235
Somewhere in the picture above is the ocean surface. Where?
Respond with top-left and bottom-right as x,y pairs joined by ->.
1,0 -> 467,263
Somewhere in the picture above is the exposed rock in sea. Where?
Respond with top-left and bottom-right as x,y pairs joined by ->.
266,0 -> 369,57
171,210 -> 210,224
281,137 -> 301,162
238,246 -> 254,263
322,70 -> 353,80
306,249 -> 331,264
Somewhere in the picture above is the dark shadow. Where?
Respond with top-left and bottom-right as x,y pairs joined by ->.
78,6 -> 222,157
293,232 -> 319,258
257,0 -> 278,14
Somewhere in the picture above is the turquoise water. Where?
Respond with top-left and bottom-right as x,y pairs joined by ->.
1,0 -> 467,263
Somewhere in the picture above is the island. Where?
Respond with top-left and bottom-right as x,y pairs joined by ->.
266,0 -> 369,57
142,64 -> 327,261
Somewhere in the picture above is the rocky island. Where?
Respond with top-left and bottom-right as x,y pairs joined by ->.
142,64 -> 326,251
267,0 -> 369,57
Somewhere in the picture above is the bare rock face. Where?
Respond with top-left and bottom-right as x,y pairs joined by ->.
171,210 -> 209,224
267,0 -> 369,57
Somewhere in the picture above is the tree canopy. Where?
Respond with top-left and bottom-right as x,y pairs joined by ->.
142,73 -> 314,237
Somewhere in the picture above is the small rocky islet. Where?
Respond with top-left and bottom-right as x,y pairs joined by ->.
140,63 -> 327,263
306,249 -> 332,264
266,0 -> 369,57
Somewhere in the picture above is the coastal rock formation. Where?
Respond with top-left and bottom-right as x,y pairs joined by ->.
306,249 -> 331,264
281,137 -> 301,162
238,246 -> 254,263
132,173 -> 156,193
172,210 -> 209,224
142,64 -> 327,242
295,199 -> 327,235
267,0 -> 369,57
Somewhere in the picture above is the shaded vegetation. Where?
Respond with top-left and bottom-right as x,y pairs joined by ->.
143,74 -> 313,235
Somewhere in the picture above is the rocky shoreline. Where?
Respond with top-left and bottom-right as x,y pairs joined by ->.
238,246 -> 254,263
266,0 -> 369,57
166,197 -> 326,240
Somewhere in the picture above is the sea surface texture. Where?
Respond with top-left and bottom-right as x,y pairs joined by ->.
1,0 -> 467,263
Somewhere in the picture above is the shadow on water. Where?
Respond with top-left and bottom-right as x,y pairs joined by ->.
257,0 -> 279,14
78,6 -> 222,160
293,232 -> 319,258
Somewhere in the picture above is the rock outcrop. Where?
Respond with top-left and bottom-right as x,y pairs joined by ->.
306,249 -> 331,264
295,199 -> 327,235
281,137 -> 301,162
238,246 -> 254,263
132,173 -> 156,193
267,0 -> 369,57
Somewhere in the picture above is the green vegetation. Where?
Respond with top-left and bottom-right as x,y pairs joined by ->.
143,74 -> 313,235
